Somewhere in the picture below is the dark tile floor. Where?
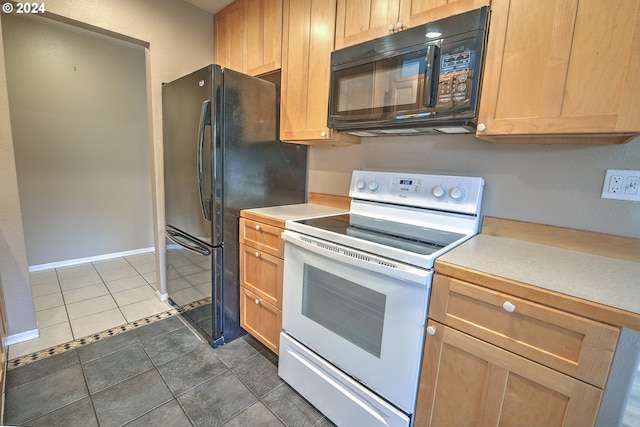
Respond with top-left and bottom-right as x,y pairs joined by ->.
4,315 -> 336,427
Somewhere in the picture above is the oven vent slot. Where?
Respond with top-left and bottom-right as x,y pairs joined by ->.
377,260 -> 397,268
298,235 -> 399,269
300,236 -> 340,253
343,250 -> 371,262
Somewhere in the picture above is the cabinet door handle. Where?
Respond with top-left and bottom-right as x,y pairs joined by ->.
477,123 -> 486,132
426,325 -> 437,336
320,131 -> 327,138
396,21 -> 404,31
255,251 -> 261,258
388,23 -> 395,33
255,224 -> 262,231
502,301 -> 516,313
254,298 -> 260,305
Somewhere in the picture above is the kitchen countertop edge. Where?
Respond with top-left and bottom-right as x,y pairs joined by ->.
436,234 -> 640,330
240,203 -> 348,228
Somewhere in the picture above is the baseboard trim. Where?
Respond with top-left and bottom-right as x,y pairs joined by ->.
6,328 -> 39,346
28,247 -> 155,272
157,290 -> 168,302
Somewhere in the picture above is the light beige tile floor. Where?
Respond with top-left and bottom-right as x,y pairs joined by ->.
9,253 -> 172,359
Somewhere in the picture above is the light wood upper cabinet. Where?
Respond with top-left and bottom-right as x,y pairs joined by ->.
214,1 -> 244,72
280,0 -> 360,144
215,0 -> 283,76
334,0 -> 490,49
244,0 -> 283,76
477,0 -> 640,143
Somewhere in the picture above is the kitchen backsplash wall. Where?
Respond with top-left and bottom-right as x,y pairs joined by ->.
309,134 -> 640,238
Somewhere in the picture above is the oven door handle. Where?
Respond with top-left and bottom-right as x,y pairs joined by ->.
282,230 -> 432,286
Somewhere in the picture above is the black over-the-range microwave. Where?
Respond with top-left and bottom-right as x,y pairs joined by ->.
327,7 -> 490,137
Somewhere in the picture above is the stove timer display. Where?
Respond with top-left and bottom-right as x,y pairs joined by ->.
391,178 -> 421,193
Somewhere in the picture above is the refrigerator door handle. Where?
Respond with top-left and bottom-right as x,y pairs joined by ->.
166,227 -> 211,256
197,99 -> 212,222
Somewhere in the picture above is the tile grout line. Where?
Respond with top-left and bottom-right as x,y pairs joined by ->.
7,298 -> 212,370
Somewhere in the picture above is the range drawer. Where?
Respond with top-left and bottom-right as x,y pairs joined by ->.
429,274 -> 620,388
239,218 -> 284,258
239,243 -> 283,308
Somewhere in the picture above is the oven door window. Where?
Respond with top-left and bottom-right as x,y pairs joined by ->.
302,265 -> 385,358
331,50 -> 427,119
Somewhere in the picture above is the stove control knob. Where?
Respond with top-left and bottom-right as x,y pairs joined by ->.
449,187 -> 465,201
367,181 -> 379,192
431,186 -> 446,199
356,179 -> 366,191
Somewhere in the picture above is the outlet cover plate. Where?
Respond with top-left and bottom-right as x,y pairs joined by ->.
602,169 -> 640,201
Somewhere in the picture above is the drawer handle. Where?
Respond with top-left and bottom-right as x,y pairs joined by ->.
255,251 -> 261,258
502,301 -> 516,313
426,325 -> 437,336
254,298 -> 260,305
255,224 -> 262,231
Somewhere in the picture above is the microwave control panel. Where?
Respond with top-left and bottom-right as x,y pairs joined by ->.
435,43 -> 476,111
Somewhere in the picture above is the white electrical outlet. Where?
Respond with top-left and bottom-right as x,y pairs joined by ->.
602,169 -> 640,201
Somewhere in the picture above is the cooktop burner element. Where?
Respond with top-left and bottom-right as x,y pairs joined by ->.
287,170 -> 485,269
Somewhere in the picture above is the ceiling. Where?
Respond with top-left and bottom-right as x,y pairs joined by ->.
182,0 -> 236,14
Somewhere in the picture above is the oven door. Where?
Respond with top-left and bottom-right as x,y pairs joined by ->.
280,230 -> 432,414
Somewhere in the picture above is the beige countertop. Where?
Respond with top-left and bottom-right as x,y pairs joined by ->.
437,233 -> 640,329
240,203 -> 347,228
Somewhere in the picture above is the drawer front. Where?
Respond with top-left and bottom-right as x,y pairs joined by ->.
240,286 -> 282,354
240,243 -> 283,308
239,218 -> 284,258
430,274 -> 619,388
415,320 -> 602,427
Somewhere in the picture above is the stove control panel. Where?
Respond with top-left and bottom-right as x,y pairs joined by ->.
349,170 -> 484,215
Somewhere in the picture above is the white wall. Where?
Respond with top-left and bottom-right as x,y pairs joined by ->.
0,0 -> 214,337
0,20 -> 35,337
309,134 -> 640,238
3,14 -> 153,266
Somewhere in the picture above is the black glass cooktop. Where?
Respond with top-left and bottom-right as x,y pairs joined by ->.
294,214 -> 465,256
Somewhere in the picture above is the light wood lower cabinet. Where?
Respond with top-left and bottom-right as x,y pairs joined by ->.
239,218 -> 284,353
240,286 -> 282,353
416,320 -> 603,427
415,273 -> 620,427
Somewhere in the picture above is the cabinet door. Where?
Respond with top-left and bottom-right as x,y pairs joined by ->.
239,242 -> 284,308
477,0 -> 640,143
430,274 -> 619,388
244,0 -> 283,76
239,218 -> 284,258
335,0 -> 490,49
280,0 -> 360,144
240,286 -> 282,353
334,0 -> 401,49
415,321 -> 603,427
215,1 -> 245,72
398,0 -> 490,33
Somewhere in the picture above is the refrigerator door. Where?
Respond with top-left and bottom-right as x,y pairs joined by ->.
163,65 -> 222,246
165,229 -> 214,339
216,69 -> 307,347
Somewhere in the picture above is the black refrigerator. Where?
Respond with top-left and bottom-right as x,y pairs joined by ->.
162,65 -> 307,347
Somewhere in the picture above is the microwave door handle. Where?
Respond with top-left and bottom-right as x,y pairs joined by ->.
197,100 -> 212,221
423,44 -> 439,108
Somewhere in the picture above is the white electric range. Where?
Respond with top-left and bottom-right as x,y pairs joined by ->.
278,170 -> 485,427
